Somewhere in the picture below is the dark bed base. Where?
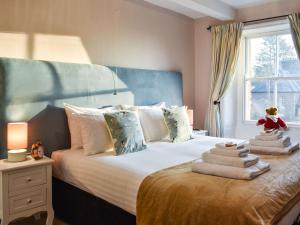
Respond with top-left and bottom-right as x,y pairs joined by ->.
293,215 -> 300,225
52,177 -> 136,225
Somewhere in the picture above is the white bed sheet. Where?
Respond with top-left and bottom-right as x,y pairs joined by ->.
52,135 -> 239,215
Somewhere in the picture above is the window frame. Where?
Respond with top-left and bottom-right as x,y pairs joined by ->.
243,24 -> 300,127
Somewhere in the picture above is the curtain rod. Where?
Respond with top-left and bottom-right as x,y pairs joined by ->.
206,14 -> 289,31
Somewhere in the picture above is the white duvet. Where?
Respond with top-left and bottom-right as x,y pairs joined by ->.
52,135 -> 242,215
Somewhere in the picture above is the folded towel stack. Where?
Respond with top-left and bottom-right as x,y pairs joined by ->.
249,129 -> 299,155
192,142 -> 270,180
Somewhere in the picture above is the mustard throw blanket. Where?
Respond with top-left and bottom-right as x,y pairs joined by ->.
137,151 -> 300,225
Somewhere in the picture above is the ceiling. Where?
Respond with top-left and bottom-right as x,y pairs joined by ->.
144,0 -> 282,20
219,0 -> 279,8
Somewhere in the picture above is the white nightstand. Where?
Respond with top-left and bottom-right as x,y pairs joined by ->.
192,129 -> 208,136
0,156 -> 54,225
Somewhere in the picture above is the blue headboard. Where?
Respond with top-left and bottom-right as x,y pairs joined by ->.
0,58 -> 183,157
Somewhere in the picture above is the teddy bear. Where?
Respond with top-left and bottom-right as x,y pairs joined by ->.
256,107 -> 288,131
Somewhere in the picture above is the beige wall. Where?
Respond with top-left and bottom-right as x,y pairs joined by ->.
0,0 -> 195,109
194,0 -> 300,129
194,17 -> 220,129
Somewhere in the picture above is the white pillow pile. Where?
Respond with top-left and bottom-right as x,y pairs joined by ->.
64,102 -> 191,156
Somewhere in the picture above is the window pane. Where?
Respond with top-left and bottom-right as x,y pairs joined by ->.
246,80 -> 275,120
277,80 -> 300,123
278,34 -> 300,77
248,36 -> 276,78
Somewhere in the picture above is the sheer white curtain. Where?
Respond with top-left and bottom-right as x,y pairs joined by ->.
205,23 -> 243,137
289,13 -> 300,60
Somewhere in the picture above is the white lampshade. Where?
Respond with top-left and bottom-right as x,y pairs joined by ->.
7,122 -> 28,150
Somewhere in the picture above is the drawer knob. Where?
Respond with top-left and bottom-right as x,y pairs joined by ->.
27,199 -> 32,204
26,177 -> 32,182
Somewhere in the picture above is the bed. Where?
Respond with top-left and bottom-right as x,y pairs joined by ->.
1,58 -> 300,225
51,137 -> 300,225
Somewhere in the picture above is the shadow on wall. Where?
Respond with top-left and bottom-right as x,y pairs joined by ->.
0,31 -> 134,117
0,31 -> 182,114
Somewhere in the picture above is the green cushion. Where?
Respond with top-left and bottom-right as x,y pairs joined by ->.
163,107 -> 192,142
104,111 -> 147,155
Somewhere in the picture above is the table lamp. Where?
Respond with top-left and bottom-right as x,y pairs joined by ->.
187,109 -> 194,128
7,122 -> 28,162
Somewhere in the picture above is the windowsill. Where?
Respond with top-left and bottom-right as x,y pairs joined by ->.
242,120 -> 256,125
243,120 -> 300,128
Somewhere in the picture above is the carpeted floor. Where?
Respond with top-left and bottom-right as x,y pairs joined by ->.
11,214 -> 68,225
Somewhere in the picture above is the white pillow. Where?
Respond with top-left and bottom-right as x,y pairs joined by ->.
137,107 -> 169,142
64,103 -> 113,149
122,103 -> 169,142
77,114 -> 113,156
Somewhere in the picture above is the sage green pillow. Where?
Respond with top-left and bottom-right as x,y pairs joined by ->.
163,107 -> 192,142
104,111 -> 147,155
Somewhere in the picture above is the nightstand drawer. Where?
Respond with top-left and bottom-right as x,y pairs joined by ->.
8,166 -> 46,194
9,185 -> 46,214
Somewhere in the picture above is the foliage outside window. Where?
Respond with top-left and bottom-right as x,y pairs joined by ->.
245,28 -> 300,123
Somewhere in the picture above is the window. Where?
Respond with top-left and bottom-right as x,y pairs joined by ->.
244,22 -> 300,124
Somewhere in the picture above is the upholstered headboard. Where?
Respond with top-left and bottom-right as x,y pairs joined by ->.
0,58 -> 183,157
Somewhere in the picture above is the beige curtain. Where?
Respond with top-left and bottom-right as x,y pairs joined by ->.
205,23 -> 243,137
289,13 -> 300,60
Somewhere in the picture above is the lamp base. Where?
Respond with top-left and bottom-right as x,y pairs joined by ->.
7,149 -> 27,162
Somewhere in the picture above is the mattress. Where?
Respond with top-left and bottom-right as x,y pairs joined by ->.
52,135 -> 240,214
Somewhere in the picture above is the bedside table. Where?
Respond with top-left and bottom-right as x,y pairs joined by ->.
0,156 -> 54,225
192,129 -> 208,136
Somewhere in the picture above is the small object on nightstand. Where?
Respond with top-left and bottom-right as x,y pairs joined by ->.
7,122 -> 28,162
0,156 -> 54,225
192,129 -> 208,137
31,140 -> 44,160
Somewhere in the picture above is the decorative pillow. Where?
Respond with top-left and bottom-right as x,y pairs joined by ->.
77,114 -> 113,156
137,107 -> 169,142
104,111 -> 147,155
162,106 -> 192,142
64,103 -> 113,149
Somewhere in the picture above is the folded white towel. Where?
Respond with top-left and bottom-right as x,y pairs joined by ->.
255,132 -> 283,141
192,160 -> 270,180
210,147 -> 249,157
202,152 -> 259,168
215,142 -> 246,150
249,142 -> 299,155
249,136 -> 291,148
260,130 -> 281,136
